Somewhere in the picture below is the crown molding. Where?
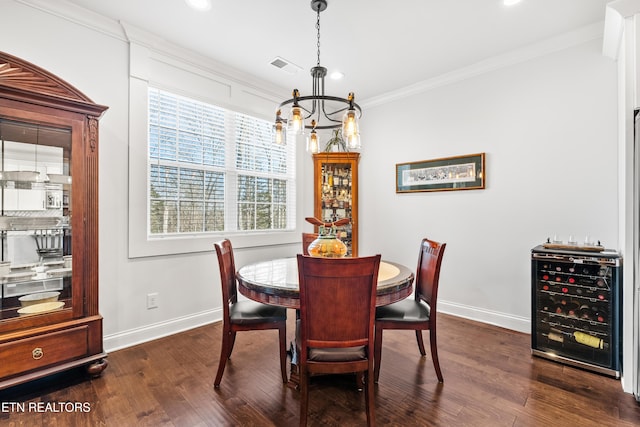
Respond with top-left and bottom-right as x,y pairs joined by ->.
118,21 -> 286,102
361,21 -> 605,109
15,0 -> 288,101
15,0 -> 610,110
603,0 -> 640,59
15,0 -> 127,41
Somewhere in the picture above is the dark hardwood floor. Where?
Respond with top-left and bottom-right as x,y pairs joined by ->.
1,312 -> 639,426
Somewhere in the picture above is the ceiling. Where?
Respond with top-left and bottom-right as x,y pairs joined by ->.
64,0 -> 610,103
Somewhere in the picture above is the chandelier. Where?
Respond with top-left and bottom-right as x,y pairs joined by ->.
273,0 -> 362,153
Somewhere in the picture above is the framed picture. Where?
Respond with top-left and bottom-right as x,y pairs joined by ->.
396,153 -> 485,193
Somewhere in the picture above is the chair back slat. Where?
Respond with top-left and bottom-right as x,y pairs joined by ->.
214,239 -> 238,318
415,239 -> 446,312
297,255 -> 380,350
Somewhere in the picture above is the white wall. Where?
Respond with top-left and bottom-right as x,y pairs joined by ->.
2,0 -> 625,385
1,1 -> 302,350
357,39 -> 618,332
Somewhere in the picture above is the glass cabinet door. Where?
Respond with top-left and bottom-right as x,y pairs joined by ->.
0,119 -> 72,320
313,152 -> 359,257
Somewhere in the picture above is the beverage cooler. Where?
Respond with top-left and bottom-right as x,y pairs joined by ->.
531,245 -> 622,378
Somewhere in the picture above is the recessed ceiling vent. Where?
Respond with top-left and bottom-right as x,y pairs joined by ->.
270,56 -> 302,75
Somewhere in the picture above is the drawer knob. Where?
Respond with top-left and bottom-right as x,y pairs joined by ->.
32,347 -> 43,360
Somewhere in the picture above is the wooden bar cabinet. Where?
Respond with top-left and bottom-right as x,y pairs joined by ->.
312,152 -> 359,257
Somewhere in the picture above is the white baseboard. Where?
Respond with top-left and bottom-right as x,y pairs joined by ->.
103,308 -> 223,353
103,302 -> 529,354
439,300 -> 531,334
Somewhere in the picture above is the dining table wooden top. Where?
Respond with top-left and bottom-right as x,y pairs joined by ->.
236,257 -> 414,309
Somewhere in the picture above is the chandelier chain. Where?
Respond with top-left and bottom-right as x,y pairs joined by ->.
316,8 -> 321,67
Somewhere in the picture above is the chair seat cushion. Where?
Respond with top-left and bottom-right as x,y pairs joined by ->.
230,300 -> 287,324
308,346 -> 366,362
295,320 -> 366,362
375,299 -> 430,322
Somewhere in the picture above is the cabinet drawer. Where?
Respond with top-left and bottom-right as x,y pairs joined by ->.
0,326 -> 88,378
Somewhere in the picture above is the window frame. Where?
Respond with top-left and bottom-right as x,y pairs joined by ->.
147,88 -> 293,236
128,43 -> 303,258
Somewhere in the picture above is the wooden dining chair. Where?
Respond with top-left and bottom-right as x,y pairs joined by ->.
296,254 -> 381,427
213,239 -> 288,387
374,238 -> 446,383
301,232 -> 318,255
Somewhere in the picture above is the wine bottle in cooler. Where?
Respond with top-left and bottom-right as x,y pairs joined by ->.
593,308 -> 607,323
547,329 -> 608,350
540,296 -> 553,312
566,302 -> 580,317
578,304 -> 593,320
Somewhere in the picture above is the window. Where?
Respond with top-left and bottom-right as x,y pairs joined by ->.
148,88 -> 295,236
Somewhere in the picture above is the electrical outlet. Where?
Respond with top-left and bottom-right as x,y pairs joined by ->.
147,293 -> 159,309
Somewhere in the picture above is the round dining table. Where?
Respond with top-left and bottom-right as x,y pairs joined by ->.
236,257 -> 414,309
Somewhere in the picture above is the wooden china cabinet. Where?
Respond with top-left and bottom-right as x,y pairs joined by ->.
0,51 -> 108,389
312,152 -> 359,257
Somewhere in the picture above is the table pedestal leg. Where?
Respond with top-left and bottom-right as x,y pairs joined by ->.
287,341 -> 300,389
288,362 -> 300,389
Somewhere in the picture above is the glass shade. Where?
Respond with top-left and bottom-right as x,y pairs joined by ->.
274,121 -> 286,146
346,133 -> 361,150
307,130 -> 319,153
287,106 -> 305,135
341,108 -> 359,140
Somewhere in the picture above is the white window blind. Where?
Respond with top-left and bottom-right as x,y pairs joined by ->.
148,88 -> 295,236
